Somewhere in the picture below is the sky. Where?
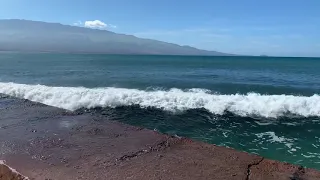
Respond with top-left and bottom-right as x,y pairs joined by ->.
0,0 -> 319,57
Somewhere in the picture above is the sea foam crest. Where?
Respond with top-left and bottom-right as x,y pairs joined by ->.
0,82 -> 319,118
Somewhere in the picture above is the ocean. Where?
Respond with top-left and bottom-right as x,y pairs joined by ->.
0,53 -> 320,169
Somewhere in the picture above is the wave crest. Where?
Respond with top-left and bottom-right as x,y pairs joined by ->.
0,82 -> 319,118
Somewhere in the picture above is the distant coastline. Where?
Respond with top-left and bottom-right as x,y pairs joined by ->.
2,50 -> 320,58
0,19 -> 231,56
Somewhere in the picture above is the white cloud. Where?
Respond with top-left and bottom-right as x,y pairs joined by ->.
73,21 -> 82,26
84,20 -> 107,29
108,24 -> 117,29
82,20 -> 117,29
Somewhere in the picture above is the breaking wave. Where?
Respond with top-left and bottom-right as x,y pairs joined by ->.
0,82 -> 319,118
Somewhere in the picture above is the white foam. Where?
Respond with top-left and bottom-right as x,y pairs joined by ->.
1,82 -> 320,118
256,132 -> 288,143
255,121 -> 274,126
256,132 -> 296,151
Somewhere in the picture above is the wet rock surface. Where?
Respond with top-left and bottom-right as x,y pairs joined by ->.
0,96 -> 320,180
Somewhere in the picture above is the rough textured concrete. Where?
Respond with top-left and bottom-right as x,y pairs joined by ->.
0,96 -> 320,180
249,159 -> 320,180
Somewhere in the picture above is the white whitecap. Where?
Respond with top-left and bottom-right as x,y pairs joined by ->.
0,82 -> 320,118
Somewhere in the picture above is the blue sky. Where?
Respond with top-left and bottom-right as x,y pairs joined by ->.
1,0 -> 319,57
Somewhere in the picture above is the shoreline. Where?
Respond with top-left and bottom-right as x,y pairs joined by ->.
0,96 -> 320,179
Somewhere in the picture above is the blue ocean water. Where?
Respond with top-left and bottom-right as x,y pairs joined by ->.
1,53 -> 320,169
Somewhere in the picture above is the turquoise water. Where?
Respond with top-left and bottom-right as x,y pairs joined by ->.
0,53 -> 320,169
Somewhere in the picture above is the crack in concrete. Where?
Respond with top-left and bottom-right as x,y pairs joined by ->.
116,138 -> 172,161
290,166 -> 306,180
246,157 -> 264,180
117,149 -> 149,161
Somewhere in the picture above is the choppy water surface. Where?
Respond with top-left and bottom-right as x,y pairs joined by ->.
0,53 -> 320,169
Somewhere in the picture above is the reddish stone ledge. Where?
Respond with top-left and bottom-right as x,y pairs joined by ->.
0,161 -> 28,180
0,97 -> 320,180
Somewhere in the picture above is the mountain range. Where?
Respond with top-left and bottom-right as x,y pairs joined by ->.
0,19 -> 229,56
